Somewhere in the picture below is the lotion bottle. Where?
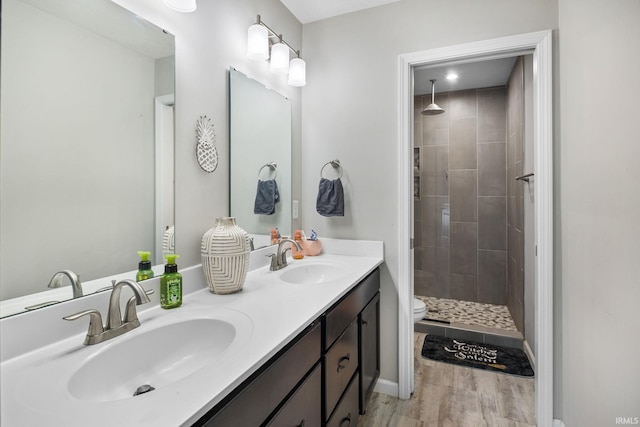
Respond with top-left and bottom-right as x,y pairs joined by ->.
160,254 -> 182,309
136,251 -> 154,281
292,230 -> 305,260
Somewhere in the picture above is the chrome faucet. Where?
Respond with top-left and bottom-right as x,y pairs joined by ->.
268,238 -> 302,271
48,270 -> 83,298
63,279 -> 153,345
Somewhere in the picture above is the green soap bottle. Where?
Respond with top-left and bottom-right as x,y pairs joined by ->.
136,251 -> 154,281
160,254 -> 182,309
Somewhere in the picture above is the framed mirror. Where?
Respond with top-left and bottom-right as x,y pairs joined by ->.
0,0 -> 175,317
229,68 -> 292,244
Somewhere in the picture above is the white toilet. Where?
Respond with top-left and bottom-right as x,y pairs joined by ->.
413,297 -> 427,323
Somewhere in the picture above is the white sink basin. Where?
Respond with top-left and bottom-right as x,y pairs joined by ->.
5,306 -> 253,417
68,318 -> 237,402
279,262 -> 349,285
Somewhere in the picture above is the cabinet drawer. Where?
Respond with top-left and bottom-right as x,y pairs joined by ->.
266,363 -> 321,427
326,373 -> 360,427
199,322 -> 321,427
324,321 -> 358,420
324,268 -> 379,350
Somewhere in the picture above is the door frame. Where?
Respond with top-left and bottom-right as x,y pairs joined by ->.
397,30 -> 553,425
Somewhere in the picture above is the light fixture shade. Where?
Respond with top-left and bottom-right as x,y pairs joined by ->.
269,43 -> 290,75
288,57 -> 306,87
246,24 -> 269,61
163,0 -> 197,13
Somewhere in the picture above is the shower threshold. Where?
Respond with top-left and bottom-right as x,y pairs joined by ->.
415,296 -> 524,350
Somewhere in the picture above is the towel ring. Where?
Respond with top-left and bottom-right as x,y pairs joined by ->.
257,162 -> 277,179
320,159 -> 343,179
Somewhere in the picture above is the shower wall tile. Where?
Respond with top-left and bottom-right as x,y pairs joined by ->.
414,219 -> 423,249
478,196 -> 506,250
478,87 -> 507,143
421,145 -> 449,196
478,250 -> 506,304
415,85 -> 512,313
420,196 -> 450,247
414,270 -> 434,298
506,56 -> 526,333
449,90 -> 477,119
414,96 -> 425,144
509,295 -> 524,332
450,273 -> 477,301
422,95 -> 449,146
450,221 -> 477,276
449,117 -> 477,170
450,170 -> 477,222
417,248 -> 450,299
478,142 -> 506,196
414,247 -> 423,271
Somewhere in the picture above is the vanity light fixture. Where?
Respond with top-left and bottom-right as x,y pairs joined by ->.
246,15 -> 306,87
163,0 -> 197,12
288,56 -> 306,87
270,38 -> 290,75
446,72 -> 459,81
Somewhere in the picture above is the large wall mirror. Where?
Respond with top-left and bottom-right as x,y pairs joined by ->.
229,68 -> 292,242
0,0 -> 175,317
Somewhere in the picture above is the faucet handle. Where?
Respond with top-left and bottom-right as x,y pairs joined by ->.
266,253 -> 279,270
124,289 -> 154,323
63,309 -> 105,338
279,247 -> 292,266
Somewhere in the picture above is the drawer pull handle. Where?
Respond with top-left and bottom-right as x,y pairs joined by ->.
362,319 -> 368,326
337,353 -> 351,372
295,420 -> 305,427
339,413 -> 352,427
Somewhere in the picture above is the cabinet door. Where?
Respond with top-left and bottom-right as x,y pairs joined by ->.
359,292 -> 380,414
266,363 -> 321,427
324,321 -> 358,420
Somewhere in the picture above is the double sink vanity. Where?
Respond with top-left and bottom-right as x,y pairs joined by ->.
0,238 -> 383,426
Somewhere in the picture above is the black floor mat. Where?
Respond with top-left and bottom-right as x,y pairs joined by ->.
421,334 -> 534,377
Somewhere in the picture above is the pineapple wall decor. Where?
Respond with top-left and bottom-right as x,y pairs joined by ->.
196,115 -> 218,173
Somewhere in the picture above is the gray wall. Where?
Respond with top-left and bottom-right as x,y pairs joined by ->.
557,1 -> 640,424
414,88 -> 508,306
301,0 -> 557,392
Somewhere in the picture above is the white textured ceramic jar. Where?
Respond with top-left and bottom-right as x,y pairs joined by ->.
201,217 -> 251,294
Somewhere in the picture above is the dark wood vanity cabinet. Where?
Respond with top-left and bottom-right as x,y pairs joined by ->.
194,322 -> 321,427
359,292 -> 380,413
192,267 -> 380,427
323,268 -> 380,424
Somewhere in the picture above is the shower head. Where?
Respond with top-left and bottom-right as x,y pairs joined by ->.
421,79 -> 445,115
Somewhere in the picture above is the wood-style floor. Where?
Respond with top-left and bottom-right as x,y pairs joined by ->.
358,332 -> 535,427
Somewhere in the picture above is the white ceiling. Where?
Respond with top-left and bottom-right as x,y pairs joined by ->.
280,0 -> 401,24
280,1 -> 521,94
414,57 -> 519,95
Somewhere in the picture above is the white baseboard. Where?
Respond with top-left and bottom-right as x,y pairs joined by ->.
523,339 -> 536,372
553,419 -> 566,427
373,378 -> 399,397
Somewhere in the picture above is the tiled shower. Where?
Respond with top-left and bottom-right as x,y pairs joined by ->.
414,57 -> 528,333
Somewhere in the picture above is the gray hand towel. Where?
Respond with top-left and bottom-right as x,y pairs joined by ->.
316,178 -> 344,217
254,179 -> 280,215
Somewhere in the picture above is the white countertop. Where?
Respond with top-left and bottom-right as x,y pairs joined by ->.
0,239 -> 383,427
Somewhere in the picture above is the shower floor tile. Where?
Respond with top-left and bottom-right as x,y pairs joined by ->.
416,296 -> 518,331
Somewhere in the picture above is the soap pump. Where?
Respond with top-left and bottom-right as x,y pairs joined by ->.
160,254 -> 182,309
136,251 -> 154,281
